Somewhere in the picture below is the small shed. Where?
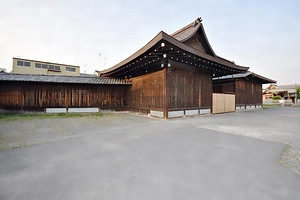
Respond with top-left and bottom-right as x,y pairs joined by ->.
213,72 -> 276,110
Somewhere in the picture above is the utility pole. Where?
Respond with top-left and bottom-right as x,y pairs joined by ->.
104,57 -> 107,69
99,53 -> 102,70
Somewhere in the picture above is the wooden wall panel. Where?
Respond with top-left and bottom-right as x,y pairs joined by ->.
235,79 -> 246,106
128,70 -> 165,112
213,82 -> 235,94
255,83 -> 262,105
0,82 -> 129,110
183,33 -> 207,54
235,79 -> 263,106
167,67 -> 212,110
212,93 -> 235,114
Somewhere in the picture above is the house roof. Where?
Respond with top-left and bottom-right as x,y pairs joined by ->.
172,18 -> 203,41
98,18 -> 249,78
171,18 -> 241,66
171,17 -> 217,57
277,84 -> 300,90
264,84 -> 299,94
213,72 -> 276,84
0,73 -> 130,85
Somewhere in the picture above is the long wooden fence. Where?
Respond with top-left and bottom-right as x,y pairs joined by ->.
0,82 -> 129,111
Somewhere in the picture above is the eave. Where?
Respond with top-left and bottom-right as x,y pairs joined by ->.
98,31 -> 249,78
213,72 -> 276,84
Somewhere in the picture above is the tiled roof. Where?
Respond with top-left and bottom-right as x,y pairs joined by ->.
213,72 -> 252,80
277,84 -> 299,90
213,72 -> 276,84
0,73 -> 130,85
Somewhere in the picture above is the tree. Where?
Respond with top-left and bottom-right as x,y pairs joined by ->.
297,87 -> 300,99
272,96 -> 282,100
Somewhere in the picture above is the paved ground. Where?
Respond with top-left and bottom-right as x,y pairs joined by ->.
0,107 -> 300,199
178,107 -> 300,175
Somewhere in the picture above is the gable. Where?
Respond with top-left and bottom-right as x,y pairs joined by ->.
182,32 -> 207,54
171,18 -> 216,57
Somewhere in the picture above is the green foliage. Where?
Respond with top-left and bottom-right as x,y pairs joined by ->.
297,87 -> 300,99
272,96 -> 282,100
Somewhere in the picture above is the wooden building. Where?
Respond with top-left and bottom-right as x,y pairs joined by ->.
213,72 -> 276,110
97,18 -> 250,118
1,18 -> 276,117
0,73 -> 130,112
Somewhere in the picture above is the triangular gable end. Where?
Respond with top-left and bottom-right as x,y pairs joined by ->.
171,18 -> 217,57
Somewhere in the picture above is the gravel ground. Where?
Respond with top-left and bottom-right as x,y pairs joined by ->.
0,107 -> 299,175
0,113 -> 157,149
177,107 -> 300,175
0,107 -> 299,199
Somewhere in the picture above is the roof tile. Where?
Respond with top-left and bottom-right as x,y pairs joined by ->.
0,73 -> 131,85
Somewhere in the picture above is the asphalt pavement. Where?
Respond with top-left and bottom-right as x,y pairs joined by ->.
0,107 -> 299,200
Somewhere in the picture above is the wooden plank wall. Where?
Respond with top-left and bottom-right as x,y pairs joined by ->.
0,82 -> 129,110
214,83 -> 235,94
167,67 -> 212,110
235,79 -> 246,106
128,70 -> 165,113
255,83 -> 262,105
183,32 -> 207,54
235,79 -> 262,106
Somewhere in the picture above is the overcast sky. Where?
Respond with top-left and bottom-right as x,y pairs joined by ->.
0,0 -> 299,85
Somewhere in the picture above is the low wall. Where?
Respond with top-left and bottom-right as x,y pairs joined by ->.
263,99 -> 294,107
149,108 -> 211,119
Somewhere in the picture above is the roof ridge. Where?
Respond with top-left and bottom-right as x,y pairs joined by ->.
171,18 -> 202,37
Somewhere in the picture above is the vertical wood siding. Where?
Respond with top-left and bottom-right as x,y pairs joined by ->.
235,79 -> 262,106
183,32 -> 207,54
167,67 -> 212,110
128,70 -> 165,112
235,79 -> 246,106
0,82 -> 129,110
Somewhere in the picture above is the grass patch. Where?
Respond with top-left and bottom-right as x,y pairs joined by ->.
263,104 -> 279,109
0,112 -> 104,121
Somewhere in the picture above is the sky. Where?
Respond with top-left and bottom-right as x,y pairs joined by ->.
0,0 -> 299,85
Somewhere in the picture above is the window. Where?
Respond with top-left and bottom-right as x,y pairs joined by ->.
16,60 -> 30,67
66,67 -> 76,72
54,65 -> 60,71
42,64 -> 48,69
48,65 -> 55,70
17,60 -> 23,66
24,62 -> 30,67
48,65 -> 60,71
35,63 -> 41,68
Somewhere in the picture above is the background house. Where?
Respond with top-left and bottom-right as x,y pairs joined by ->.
12,58 -> 80,76
263,84 -> 299,103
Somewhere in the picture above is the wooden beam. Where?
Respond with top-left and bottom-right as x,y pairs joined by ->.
163,67 -> 168,119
